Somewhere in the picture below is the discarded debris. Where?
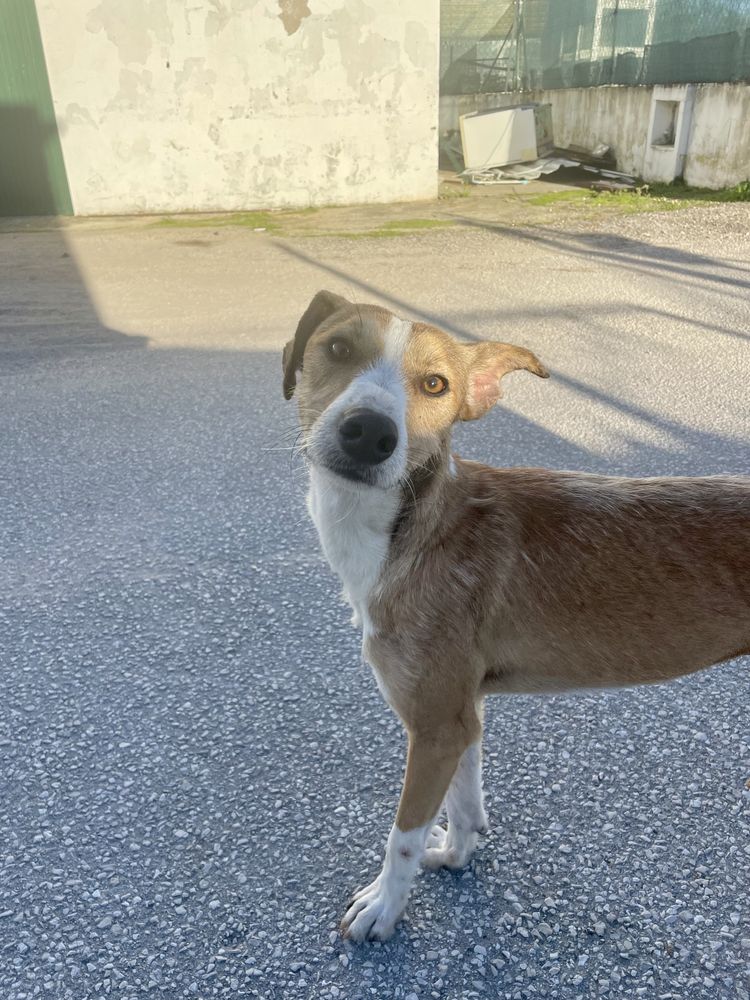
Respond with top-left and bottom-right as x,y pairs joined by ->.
589,179 -> 637,193
464,156 -> 579,184
455,102 -> 636,188
462,153 -> 636,187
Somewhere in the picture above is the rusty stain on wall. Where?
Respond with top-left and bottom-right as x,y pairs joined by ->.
278,0 -> 311,35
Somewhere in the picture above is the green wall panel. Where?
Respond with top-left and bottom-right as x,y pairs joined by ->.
0,0 -> 73,215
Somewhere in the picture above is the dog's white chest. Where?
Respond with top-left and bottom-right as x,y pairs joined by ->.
307,469 -> 399,631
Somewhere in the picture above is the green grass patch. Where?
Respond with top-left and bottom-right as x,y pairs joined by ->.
597,192 -> 683,214
530,179 -> 750,212
530,187 -> 681,214
646,179 -> 750,202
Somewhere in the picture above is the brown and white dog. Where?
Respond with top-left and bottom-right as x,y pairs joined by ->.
282,290 -> 750,942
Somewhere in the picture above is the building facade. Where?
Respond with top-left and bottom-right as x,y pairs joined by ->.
2,0 -> 439,216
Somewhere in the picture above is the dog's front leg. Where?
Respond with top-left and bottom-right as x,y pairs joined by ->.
422,740 -> 488,870
341,726 -> 475,942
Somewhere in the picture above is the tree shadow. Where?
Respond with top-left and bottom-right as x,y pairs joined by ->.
450,299 -> 749,345
446,214 -> 750,299
273,239 -> 482,339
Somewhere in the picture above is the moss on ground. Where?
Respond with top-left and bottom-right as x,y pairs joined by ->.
152,207 -> 319,232
145,181 -> 749,237
152,211 -> 454,238
153,211 -> 279,230
304,218 -> 456,238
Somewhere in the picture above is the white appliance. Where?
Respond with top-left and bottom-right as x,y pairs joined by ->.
459,104 -> 553,171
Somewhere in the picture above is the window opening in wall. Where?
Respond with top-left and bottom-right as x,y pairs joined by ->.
651,100 -> 679,147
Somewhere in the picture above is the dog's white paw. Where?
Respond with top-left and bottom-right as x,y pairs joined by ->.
424,824 -> 449,852
340,876 -> 406,942
422,823 -> 480,870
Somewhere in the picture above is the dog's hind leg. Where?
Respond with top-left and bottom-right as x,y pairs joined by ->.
422,740 -> 488,870
340,716 -> 479,942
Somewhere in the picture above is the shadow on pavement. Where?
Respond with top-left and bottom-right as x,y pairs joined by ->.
0,225 -> 148,372
451,300 -> 749,344
0,99 -> 147,371
447,214 -> 750,299
273,239 -> 482,340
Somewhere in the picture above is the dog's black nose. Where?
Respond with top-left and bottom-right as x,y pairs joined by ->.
338,409 -> 398,466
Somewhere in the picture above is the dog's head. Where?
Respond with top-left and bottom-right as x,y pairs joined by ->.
282,290 -> 549,489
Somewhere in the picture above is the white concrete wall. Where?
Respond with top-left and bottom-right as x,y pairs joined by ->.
684,83 -> 750,189
36,0 -> 439,215
441,83 -> 750,189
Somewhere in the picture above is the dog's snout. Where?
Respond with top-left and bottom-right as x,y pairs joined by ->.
338,409 -> 398,466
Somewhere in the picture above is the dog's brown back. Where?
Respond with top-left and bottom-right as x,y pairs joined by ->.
372,463 -> 750,701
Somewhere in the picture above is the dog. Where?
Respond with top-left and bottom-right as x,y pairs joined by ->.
282,289 -> 750,942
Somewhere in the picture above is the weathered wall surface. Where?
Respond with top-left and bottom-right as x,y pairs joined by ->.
684,84 -> 750,189
36,0 -> 438,215
441,83 -> 750,188
441,88 -> 654,178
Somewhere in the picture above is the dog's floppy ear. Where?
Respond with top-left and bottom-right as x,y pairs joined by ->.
282,290 -> 351,400
460,341 -> 549,421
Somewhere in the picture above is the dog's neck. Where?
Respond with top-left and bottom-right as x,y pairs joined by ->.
307,446 -> 453,630
307,466 -> 400,630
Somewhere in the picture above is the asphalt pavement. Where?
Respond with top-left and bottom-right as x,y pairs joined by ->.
1,203 -> 749,1000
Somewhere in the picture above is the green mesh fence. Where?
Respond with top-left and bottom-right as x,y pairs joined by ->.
440,0 -> 750,94
440,1 -> 517,94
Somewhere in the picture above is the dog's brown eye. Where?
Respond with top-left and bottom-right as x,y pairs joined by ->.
421,374 -> 448,396
328,339 -> 351,360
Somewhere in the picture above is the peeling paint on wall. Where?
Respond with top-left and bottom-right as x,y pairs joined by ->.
86,0 -> 173,65
34,0 -> 439,214
278,0 -> 311,36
